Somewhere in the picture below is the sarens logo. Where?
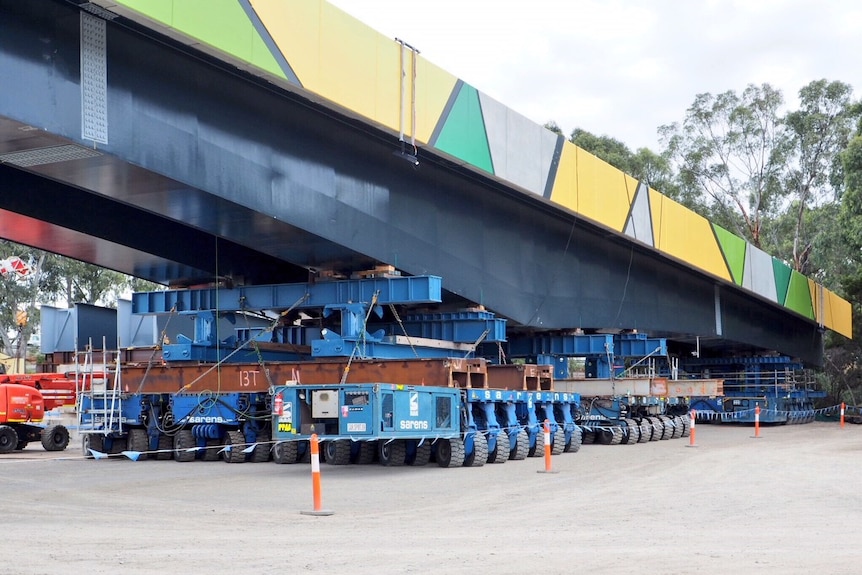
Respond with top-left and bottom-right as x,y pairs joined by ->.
399,420 -> 429,430
187,416 -> 227,423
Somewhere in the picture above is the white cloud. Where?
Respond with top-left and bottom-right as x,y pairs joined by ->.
328,0 -> 862,152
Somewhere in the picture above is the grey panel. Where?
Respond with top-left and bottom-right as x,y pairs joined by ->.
479,92 -> 557,196
624,182 -> 654,247
742,244 -> 778,302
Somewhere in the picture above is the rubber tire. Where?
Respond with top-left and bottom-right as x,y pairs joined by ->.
251,429 -> 272,463
356,441 -> 376,464
378,439 -> 407,466
156,433 -> 174,460
623,419 -> 639,444
82,434 -> 104,457
41,424 -> 70,452
637,419 -> 651,443
272,441 -> 299,464
566,426 -> 583,453
0,425 -> 18,454
410,441 -> 432,466
528,428 -> 545,457
128,428 -> 148,454
487,430 -> 508,464
203,438 -> 222,461
108,437 -> 128,454
435,437 -> 465,468
15,440 -> 28,451
509,429 -> 529,460
324,439 -> 352,465
463,432 -> 487,467
223,430 -> 246,463
173,430 -> 196,462
551,429 -> 565,455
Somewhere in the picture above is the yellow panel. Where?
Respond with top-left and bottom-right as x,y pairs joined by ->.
549,142 -> 578,210
813,284 -> 853,338
827,289 -> 853,338
251,0 -> 321,87
317,4 -> 384,122
414,58 -> 458,145
575,147 -> 632,231
650,193 -> 731,281
238,1 -> 455,144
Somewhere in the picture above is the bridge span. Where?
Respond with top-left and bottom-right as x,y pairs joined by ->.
0,0 -> 851,364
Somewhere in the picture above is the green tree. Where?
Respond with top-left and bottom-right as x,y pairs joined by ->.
781,80 -> 861,273
659,83 -> 790,249
0,239 -> 162,365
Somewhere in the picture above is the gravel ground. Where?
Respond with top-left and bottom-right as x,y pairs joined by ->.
1,421 -> 859,575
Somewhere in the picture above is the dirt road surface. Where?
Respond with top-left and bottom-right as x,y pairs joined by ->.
1,422 -> 859,575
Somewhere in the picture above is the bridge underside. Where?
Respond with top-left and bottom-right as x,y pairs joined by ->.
0,0 -> 824,364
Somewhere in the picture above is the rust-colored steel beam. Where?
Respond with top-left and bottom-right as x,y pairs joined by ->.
486,364 -> 554,391
114,357 -> 489,394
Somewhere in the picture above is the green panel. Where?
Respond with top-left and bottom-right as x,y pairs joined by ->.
116,0 -> 286,80
712,224 -> 746,285
772,258 -> 792,304
434,84 -> 494,174
784,271 -> 815,319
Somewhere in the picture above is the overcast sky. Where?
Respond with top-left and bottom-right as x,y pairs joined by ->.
328,0 -> 862,152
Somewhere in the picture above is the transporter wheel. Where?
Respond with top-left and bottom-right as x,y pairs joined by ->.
463,432 -> 487,467
509,429 -> 529,461
378,439 -> 407,467
203,438 -> 222,461
643,417 -> 659,441
409,441 -> 432,466
659,416 -> 673,440
156,434 -> 174,460
552,429 -> 566,455
623,419 -> 639,444
670,416 -> 684,439
566,426 -> 583,453
680,415 -> 691,437
223,430 -> 246,463
435,437 -> 465,468
0,425 -> 18,454
41,424 -> 70,452
128,429 -> 148,454
637,419 -> 651,443
487,430 -> 508,464
173,430 -> 196,462
251,429 -> 272,463
581,428 -> 596,444
356,441 -> 376,464
15,440 -> 28,450
528,428 -> 545,457
108,437 -> 128,454
82,434 -> 104,457
324,439 -> 352,466
595,427 -> 613,445
272,441 -> 299,464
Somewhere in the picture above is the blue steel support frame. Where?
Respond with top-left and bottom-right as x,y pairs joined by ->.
132,275 -> 443,314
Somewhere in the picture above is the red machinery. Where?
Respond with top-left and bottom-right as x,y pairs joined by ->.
0,373 -> 75,453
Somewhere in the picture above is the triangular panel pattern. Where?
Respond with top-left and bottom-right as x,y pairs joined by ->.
623,182 -> 654,247
712,224 -> 746,285
772,258 -> 793,305
785,270 -> 815,319
432,83 -> 493,173
742,245 -> 778,302
478,92 -> 556,196
117,0 -> 287,81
